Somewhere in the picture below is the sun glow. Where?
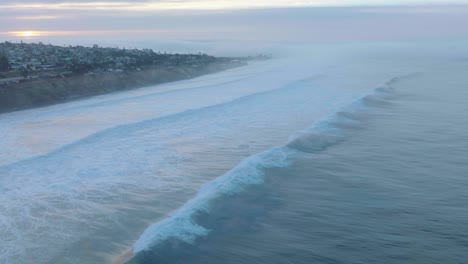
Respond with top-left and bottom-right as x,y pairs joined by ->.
0,29 -> 168,38
15,31 -> 42,37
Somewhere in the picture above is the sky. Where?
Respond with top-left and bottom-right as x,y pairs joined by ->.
1,0 -> 468,52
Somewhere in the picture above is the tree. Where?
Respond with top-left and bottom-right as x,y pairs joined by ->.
0,53 -> 10,72
19,66 -> 29,79
70,62 -> 94,74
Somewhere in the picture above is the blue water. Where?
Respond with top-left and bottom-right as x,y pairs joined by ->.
1,42 -> 467,264
128,55 -> 468,263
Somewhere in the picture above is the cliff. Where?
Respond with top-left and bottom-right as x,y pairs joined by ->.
0,61 -> 245,114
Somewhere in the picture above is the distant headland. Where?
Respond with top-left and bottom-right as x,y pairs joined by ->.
0,41 -> 271,114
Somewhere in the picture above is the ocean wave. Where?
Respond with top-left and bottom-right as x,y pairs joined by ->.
0,75 -> 323,173
131,74 -> 412,254
132,146 -> 293,253
0,74 -> 328,264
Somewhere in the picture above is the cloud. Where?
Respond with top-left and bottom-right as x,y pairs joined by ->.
16,15 -> 63,20
0,1 -> 324,12
2,6 -> 468,43
2,0 -> 466,12
358,6 -> 468,14
1,1 -> 468,47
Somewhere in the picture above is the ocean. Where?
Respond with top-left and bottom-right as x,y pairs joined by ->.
0,42 -> 467,264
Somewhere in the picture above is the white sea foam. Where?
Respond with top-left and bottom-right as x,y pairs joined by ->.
0,43 -> 427,264
131,75 -> 409,253
0,57 -> 349,264
0,60 -> 298,167
133,146 -> 293,253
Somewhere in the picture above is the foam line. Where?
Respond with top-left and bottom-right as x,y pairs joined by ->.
0,75 -> 323,172
131,74 -> 413,253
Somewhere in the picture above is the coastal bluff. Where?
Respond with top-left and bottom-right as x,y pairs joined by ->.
0,61 -> 245,114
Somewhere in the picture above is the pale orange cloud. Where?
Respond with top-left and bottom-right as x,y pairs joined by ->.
16,15 -> 62,20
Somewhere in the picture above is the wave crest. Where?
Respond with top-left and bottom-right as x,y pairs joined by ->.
132,74 -> 412,254
133,146 -> 293,253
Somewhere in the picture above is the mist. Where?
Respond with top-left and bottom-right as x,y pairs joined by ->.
2,2 -> 468,264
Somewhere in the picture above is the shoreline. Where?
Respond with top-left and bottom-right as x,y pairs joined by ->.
0,60 -> 247,114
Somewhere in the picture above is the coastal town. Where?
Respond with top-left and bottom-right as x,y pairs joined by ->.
0,41 -> 271,85
0,41 -> 271,113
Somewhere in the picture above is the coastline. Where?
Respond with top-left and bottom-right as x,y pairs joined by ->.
0,60 -> 247,114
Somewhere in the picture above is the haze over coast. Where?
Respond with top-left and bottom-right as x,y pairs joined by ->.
0,41 -> 262,113
1,1 -> 467,264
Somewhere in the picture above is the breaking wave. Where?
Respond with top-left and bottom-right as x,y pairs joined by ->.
132,75 -> 413,254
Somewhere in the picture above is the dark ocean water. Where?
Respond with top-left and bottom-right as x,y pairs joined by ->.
128,61 -> 468,263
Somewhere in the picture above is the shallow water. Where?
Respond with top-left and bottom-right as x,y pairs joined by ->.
1,42 -> 467,264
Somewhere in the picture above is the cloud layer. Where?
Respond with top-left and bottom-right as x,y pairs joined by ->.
1,1 -> 468,48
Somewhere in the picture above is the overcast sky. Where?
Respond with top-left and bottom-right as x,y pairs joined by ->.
1,0 -> 468,49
